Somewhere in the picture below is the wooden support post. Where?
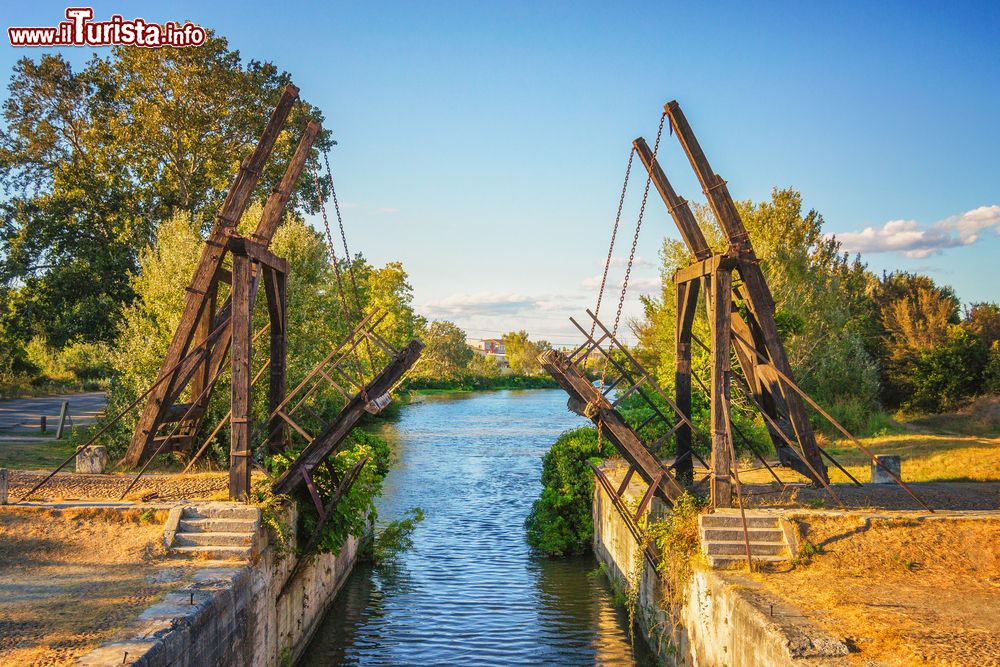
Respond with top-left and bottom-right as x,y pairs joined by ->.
674,278 -> 699,485
188,282 -> 217,404
264,267 -> 288,453
709,267 -> 734,508
230,254 -> 253,501
55,401 -> 69,440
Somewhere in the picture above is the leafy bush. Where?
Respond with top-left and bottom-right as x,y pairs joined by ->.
908,325 -> 987,413
368,507 -> 425,565
267,428 -> 393,555
525,427 -> 613,556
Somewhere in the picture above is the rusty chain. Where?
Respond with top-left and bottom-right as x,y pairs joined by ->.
591,147 -> 636,340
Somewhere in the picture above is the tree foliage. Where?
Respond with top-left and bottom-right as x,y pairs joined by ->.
524,427 -> 612,556
501,330 -> 551,376
0,34 -> 333,348
412,320 -> 473,381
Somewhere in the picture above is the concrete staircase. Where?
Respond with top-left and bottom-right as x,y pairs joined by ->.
164,504 -> 260,561
698,510 -> 794,568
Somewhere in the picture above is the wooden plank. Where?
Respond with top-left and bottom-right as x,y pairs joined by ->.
664,101 -> 828,483
272,339 -> 424,496
265,267 -> 288,453
539,349 -> 686,505
709,267 -> 734,508
674,253 -> 739,284
633,137 -> 712,261
124,86 -> 300,468
230,254 -> 253,501
674,278 -> 699,485
253,121 -> 321,245
229,237 -> 290,274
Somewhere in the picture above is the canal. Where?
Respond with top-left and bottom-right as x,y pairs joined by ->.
299,389 -> 656,666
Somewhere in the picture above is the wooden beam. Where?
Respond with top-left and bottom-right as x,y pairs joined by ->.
230,254 -> 253,501
539,349 -> 686,504
709,267 -> 734,508
253,121 -> 321,245
272,339 -> 424,496
228,236 -> 290,274
674,279 -> 699,485
633,137 -> 712,261
674,253 -> 739,284
264,267 -> 288,454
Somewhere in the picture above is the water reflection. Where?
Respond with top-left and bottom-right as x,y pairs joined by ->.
299,390 -> 655,666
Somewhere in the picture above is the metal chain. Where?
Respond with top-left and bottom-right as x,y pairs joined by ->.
610,111 -> 667,341
322,149 -> 375,368
591,147 -> 636,340
309,161 -> 351,317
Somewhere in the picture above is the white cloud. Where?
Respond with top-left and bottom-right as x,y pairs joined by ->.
375,207 -> 399,214
833,205 -> 1000,258
422,291 -> 538,317
598,255 -> 652,269
581,274 -> 661,292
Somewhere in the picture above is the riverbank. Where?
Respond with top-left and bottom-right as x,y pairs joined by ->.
404,374 -> 559,393
1,499 -> 363,667
592,463 -> 1000,666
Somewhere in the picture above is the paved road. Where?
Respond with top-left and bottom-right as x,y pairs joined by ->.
0,391 -> 107,432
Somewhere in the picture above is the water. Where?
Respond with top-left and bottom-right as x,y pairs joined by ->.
299,389 -> 656,666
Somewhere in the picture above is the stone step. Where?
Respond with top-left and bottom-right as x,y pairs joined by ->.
708,554 -> 788,569
174,532 -> 254,548
701,528 -> 785,543
179,518 -> 257,534
700,513 -> 779,529
181,504 -> 259,521
705,541 -> 789,557
170,545 -> 252,560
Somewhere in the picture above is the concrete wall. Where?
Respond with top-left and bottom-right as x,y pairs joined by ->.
592,464 -> 848,667
78,504 -> 361,667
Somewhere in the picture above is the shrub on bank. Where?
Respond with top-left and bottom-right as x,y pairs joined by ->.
405,374 -> 558,392
525,427 -> 613,557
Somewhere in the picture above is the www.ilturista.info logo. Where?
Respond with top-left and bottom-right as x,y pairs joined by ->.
9,8 -> 207,47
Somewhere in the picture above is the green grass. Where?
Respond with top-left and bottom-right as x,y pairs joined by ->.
0,435 -> 77,469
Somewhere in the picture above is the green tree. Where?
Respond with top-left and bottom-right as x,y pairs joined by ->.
467,352 -> 502,378
909,325 -> 987,413
0,35 -> 333,347
502,330 -> 551,375
413,321 -> 473,381
868,272 -> 961,407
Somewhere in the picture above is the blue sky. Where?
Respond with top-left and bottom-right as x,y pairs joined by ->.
2,1 -> 998,345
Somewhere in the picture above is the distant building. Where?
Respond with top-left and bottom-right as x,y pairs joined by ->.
481,338 -> 505,355
469,338 -> 509,369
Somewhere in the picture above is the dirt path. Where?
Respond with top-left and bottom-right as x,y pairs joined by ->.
0,506 -> 192,667
749,513 -> 1000,666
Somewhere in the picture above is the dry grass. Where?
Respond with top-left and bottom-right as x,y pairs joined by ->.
0,507 -> 183,666
750,514 -> 1000,666
735,434 -> 999,486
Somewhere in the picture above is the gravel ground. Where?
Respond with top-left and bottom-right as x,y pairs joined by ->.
5,471 -> 252,502
742,481 -> 1000,511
